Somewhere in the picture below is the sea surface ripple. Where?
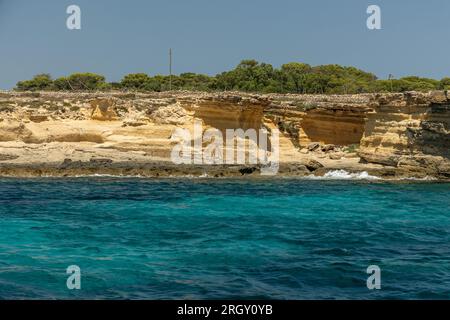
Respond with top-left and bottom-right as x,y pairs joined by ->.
0,178 -> 449,299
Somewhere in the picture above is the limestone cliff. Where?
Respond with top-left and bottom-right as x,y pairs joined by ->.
358,91 -> 450,178
0,90 -> 448,178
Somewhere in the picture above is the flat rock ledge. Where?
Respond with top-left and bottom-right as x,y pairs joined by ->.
0,160 -> 447,180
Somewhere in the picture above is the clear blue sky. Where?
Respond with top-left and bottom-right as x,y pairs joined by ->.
1,0 -> 449,89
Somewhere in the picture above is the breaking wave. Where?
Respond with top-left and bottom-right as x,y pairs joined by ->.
309,170 -> 381,180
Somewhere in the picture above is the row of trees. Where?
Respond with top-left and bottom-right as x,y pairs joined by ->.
15,60 -> 450,94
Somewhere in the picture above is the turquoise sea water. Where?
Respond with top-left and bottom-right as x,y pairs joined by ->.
0,177 -> 449,300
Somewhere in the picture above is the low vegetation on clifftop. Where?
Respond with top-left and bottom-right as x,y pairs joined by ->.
15,60 -> 450,94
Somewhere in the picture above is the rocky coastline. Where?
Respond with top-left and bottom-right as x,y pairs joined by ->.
0,90 -> 448,180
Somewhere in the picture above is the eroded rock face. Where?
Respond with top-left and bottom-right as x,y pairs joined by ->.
186,95 -> 267,132
149,101 -> 191,125
263,94 -> 371,147
0,90 -> 448,178
90,98 -> 118,120
0,120 -> 33,142
299,107 -> 367,145
358,91 -> 450,177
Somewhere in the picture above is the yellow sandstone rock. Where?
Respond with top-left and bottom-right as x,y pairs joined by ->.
0,90 -> 447,179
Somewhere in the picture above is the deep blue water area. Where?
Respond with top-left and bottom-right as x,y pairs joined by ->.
0,178 -> 449,299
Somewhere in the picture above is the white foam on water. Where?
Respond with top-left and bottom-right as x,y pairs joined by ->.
71,174 -> 145,178
308,170 -> 381,180
400,176 -> 438,181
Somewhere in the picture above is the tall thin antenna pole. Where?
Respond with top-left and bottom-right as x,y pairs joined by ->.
169,48 -> 172,91
388,74 -> 394,93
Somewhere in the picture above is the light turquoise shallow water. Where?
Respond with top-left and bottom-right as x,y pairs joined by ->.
0,178 -> 449,299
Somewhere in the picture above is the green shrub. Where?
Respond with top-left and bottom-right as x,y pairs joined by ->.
65,73 -> 106,90
16,74 -> 53,91
14,61 -> 450,94
121,73 -> 151,89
